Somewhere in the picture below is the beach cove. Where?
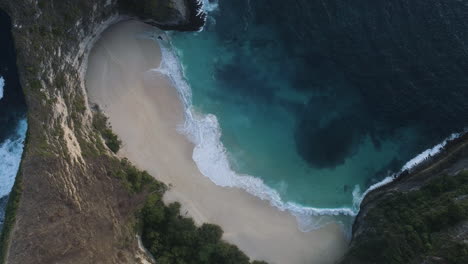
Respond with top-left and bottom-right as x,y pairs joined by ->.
85,20 -> 348,264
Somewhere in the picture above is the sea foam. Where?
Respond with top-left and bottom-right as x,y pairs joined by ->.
151,34 -> 464,232
0,76 -> 4,100
195,0 -> 219,31
198,0 -> 219,14
402,133 -> 460,171
0,118 -> 27,198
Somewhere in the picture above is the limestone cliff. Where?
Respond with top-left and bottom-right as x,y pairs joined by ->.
0,0 -> 202,263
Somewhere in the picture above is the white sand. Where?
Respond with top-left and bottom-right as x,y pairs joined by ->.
85,20 -> 348,264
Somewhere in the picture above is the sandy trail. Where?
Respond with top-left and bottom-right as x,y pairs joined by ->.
85,20 -> 348,264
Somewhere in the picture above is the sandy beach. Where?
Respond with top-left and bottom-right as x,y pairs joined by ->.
85,20 -> 347,264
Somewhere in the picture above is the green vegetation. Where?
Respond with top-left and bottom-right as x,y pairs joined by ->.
342,171 -> 468,264
113,158 -> 165,194
93,112 -> 122,153
140,193 -> 266,264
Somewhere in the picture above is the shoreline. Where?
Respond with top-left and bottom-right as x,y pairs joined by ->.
85,20 -> 348,264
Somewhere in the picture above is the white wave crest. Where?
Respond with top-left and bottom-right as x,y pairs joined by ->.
402,133 -> 460,171
195,0 -> 219,32
0,76 -> 4,100
0,118 -> 27,198
198,0 -> 219,14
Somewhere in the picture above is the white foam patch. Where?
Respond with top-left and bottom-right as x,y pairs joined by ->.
196,0 -> 219,31
0,118 -> 27,198
151,34 -> 465,232
0,76 -> 4,100
198,0 -> 219,13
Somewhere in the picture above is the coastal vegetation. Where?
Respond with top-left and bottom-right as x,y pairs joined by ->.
342,171 -> 468,263
93,111 -> 122,153
140,195 -> 267,264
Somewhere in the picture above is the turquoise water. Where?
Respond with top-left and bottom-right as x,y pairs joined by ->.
169,30 -> 418,208
158,0 -> 468,229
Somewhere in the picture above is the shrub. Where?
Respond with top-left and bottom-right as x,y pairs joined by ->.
140,194 -> 264,264
93,112 -> 122,153
342,171 -> 468,263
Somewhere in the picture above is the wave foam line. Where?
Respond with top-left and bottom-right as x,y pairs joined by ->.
402,133 -> 460,171
151,35 -> 465,231
0,118 -> 27,198
0,76 -> 4,100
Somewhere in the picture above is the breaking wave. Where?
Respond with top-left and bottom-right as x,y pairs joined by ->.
0,118 -> 27,198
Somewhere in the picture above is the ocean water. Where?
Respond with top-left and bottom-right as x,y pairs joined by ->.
162,0 -> 468,230
0,76 -> 4,100
0,10 -> 27,230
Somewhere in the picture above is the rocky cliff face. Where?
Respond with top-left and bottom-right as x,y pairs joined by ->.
341,134 -> 468,263
0,1 -> 201,263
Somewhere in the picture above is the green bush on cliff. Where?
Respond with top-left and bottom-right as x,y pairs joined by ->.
114,158 -> 164,193
93,112 -> 122,153
342,171 -> 468,264
140,193 -> 266,264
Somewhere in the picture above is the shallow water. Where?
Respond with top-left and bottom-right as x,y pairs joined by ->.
0,10 -> 27,230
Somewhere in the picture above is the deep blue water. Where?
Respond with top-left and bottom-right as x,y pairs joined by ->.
161,0 -> 468,229
0,9 -> 27,231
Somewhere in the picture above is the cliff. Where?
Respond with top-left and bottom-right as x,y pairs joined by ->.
341,133 -> 468,263
0,0 -> 202,263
